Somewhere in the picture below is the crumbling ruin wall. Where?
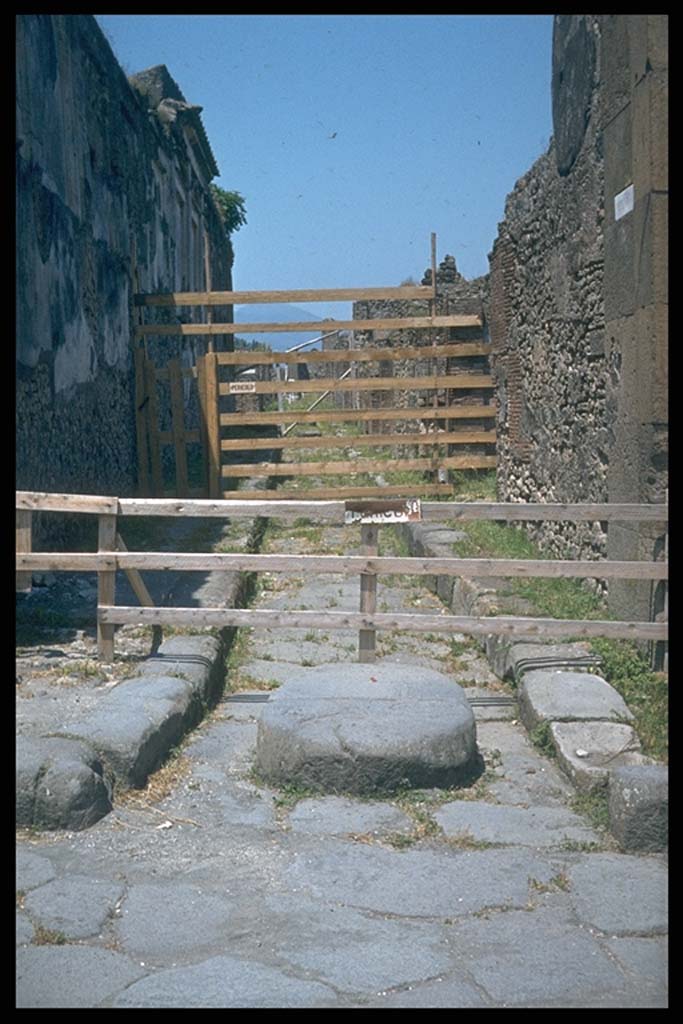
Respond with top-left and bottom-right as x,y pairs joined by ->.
485,15 -> 608,564
485,14 -> 668,638
16,15 -> 231,545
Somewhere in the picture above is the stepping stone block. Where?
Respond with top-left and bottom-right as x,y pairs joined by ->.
518,670 -> 633,733
255,662 -> 477,794
609,765 -> 669,852
550,721 -> 651,791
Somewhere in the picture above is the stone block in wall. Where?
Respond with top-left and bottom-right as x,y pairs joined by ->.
607,521 -> 662,624
633,193 -> 668,310
603,106 -> 632,223
629,15 -> 668,83
552,16 -> 598,176
632,71 -> 668,194
635,305 -> 668,422
603,219 -> 635,320
600,15 -> 631,125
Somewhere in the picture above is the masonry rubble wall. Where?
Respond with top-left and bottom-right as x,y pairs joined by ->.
16,15 -> 232,546
483,15 -> 668,639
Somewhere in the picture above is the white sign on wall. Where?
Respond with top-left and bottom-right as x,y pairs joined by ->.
614,184 -> 635,221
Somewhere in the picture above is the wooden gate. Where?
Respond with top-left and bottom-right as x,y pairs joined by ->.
134,247 -> 497,500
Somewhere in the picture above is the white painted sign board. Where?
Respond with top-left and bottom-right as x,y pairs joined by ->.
614,184 -> 634,221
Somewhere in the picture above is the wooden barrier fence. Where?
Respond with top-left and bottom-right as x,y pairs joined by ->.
16,492 -> 668,665
134,250 -> 496,501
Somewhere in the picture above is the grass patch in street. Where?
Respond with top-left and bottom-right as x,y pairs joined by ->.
570,789 -> 611,832
588,639 -> 668,762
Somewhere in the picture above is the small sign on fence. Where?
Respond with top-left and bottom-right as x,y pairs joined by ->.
344,498 -> 422,525
228,381 -> 257,394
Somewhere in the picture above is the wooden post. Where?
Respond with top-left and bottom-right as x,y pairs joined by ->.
16,509 -> 33,592
203,234 -> 214,354
358,523 -> 379,662
168,358 -> 189,497
203,351 -> 221,498
144,357 -> 163,495
134,347 -> 150,497
97,513 -> 117,662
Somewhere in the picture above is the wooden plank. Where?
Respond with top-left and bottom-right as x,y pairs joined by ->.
16,491 -> 119,514
134,348 -> 150,497
18,493 -> 667,525
158,429 -> 201,446
196,354 -> 211,496
215,342 -> 491,367
99,605 -> 668,642
16,509 -> 32,592
218,374 -> 494,397
17,553 -> 667,581
135,286 -> 438,306
359,523 -> 379,662
204,351 -> 221,498
116,534 -> 154,607
220,485 -> 455,500
144,357 -> 164,495
220,430 -> 497,452
168,358 -> 189,497
222,455 -> 497,477
136,315 -> 483,337
97,513 -> 117,662
155,366 -> 197,381
418,502 -> 670,524
118,497 -> 346,519
220,406 -> 496,427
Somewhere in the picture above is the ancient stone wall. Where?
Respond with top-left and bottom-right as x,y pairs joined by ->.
16,15 -> 232,545
485,16 -> 608,564
485,14 -> 668,636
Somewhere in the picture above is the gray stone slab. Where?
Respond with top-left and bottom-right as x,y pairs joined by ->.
256,662 -> 477,793
231,659 -> 300,688
518,670 -> 634,732
112,955 -> 338,1008
23,875 -> 124,940
135,634 -> 223,701
488,640 -> 597,681
568,853 -> 668,935
16,735 -> 112,831
65,674 -> 199,786
609,765 -> 668,852
284,841 -> 558,918
366,975 -> 491,1008
447,906 -> 627,1006
220,690 -> 270,721
276,904 -> 453,994
16,850 -> 56,891
187,720 -> 257,762
16,946 -> 146,1008
254,639 -> 350,665
434,800 -> 600,848
116,882 -> 238,961
16,911 -> 34,946
287,797 -> 413,837
604,936 -> 668,989
551,720 -> 649,791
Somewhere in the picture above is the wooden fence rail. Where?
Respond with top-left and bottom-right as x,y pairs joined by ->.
16,492 -> 668,664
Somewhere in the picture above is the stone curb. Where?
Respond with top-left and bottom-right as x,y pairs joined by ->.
16,512 -> 266,831
400,520 -> 668,852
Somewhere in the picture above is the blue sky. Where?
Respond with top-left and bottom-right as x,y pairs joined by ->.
97,14 -> 553,320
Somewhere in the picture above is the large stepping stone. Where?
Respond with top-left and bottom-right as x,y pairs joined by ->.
255,662 -> 477,794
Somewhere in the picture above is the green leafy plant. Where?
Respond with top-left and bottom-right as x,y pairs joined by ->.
210,184 -> 247,235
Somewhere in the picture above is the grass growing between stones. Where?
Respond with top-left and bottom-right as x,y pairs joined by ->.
570,788 -> 611,833
32,926 -> 68,946
448,520 -> 605,621
588,639 -> 668,762
529,721 -> 557,759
